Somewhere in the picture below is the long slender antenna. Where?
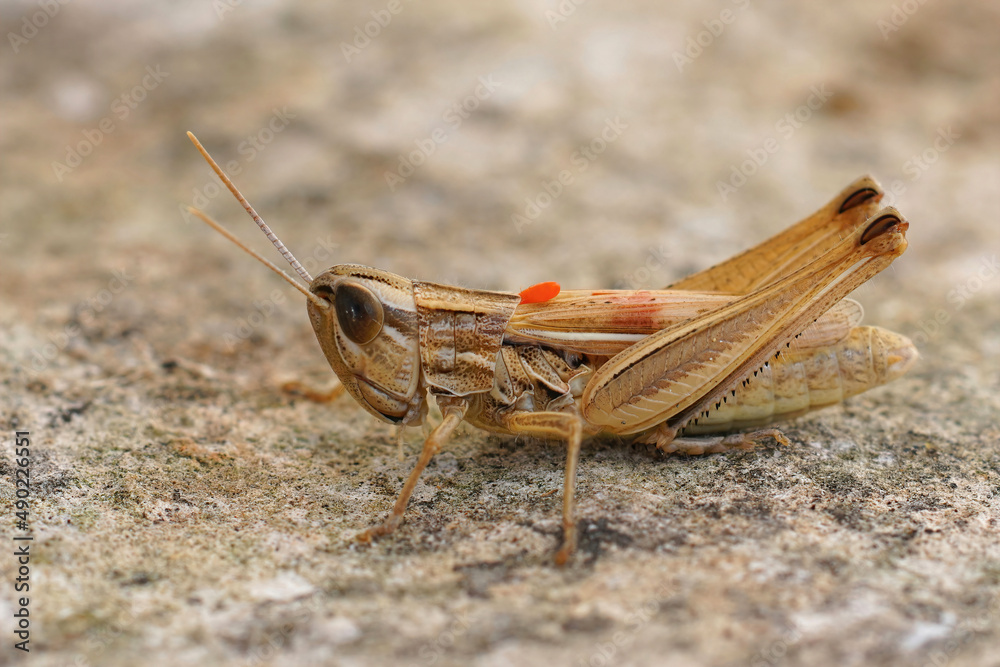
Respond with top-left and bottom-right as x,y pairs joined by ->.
187,131 -> 315,284
187,206 -> 329,310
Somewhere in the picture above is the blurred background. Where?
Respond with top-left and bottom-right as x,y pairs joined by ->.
4,1 -> 998,359
2,1 -> 999,666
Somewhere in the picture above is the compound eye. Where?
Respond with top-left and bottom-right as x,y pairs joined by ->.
334,282 -> 384,345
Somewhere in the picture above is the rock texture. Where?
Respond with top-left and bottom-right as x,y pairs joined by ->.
1,1 -> 999,665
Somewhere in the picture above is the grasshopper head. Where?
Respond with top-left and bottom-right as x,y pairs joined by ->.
307,265 -> 425,425
185,133 -> 428,425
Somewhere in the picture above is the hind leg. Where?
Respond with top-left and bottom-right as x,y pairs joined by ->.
644,425 -> 790,455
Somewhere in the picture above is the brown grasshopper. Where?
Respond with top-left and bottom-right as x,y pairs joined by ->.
186,132 -> 916,564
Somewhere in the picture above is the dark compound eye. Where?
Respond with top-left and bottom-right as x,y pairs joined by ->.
334,281 -> 384,344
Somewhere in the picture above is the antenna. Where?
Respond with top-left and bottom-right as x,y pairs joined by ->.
187,131 -> 315,284
186,207 -> 329,309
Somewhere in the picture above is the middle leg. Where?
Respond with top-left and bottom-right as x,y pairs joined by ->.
504,411 -> 584,566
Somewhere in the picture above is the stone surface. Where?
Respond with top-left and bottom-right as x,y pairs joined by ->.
1,1 -> 999,666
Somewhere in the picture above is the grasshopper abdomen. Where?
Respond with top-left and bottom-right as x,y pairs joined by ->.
681,326 -> 917,434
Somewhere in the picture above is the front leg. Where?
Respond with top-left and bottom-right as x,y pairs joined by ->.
357,398 -> 468,543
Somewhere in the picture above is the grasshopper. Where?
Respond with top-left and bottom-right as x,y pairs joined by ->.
186,132 -> 916,564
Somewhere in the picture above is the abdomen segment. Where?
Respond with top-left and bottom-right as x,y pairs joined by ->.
681,326 -> 917,434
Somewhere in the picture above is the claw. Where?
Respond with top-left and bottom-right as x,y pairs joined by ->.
357,516 -> 403,544
555,523 -> 577,566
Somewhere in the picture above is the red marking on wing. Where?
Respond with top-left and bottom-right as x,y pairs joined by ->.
519,281 -> 561,304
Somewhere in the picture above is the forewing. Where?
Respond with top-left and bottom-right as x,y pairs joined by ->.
507,292 -> 863,356
505,289 -> 734,355
582,211 -> 908,435
667,176 -> 884,294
